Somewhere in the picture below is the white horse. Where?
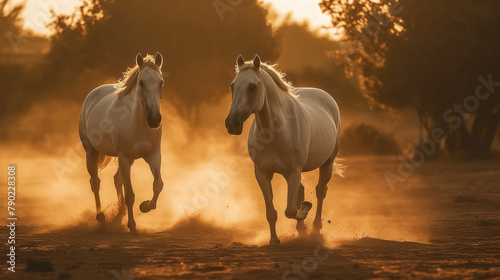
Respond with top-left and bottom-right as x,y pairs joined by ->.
225,55 -> 342,244
79,52 -> 165,234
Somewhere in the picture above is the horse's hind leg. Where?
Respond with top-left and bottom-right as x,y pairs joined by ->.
86,149 -> 105,224
113,167 -> 126,216
296,183 -> 307,237
313,158 -> 334,232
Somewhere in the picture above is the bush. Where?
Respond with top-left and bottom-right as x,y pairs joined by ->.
341,123 -> 400,156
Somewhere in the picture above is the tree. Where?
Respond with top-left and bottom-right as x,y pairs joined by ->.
0,0 -> 23,51
0,0 -> 27,138
276,22 -> 366,112
46,0 -> 279,120
320,0 -> 500,158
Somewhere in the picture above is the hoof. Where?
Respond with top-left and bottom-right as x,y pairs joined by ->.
297,229 -> 307,238
302,201 -> 313,209
312,226 -> 322,235
96,212 -> 105,224
269,238 -> 281,245
311,228 -> 322,237
295,201 -> 313,220
129,228 -> 139,235
285,208 -> 298,219
297,220 -> 307,237
139,201 -> 151,213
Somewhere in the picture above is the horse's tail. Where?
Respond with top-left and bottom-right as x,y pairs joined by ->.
97,153 -> 113,171
333,157 -> 346,178
332,113 -> 345,178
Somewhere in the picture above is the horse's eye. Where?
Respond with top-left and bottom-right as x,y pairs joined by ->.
140,80 -> 145,87
160,81 -> 164,86
248,83 -> 257,91
230,83 -> 234,91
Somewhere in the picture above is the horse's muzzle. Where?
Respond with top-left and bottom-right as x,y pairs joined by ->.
225,116 -> 243,135
147,114 -> 162,128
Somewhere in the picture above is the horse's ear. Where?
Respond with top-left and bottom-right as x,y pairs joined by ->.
155,51 -> 163,68
136,53 -> 143,67
237,55 -> 245,68
253,54 -> 261,69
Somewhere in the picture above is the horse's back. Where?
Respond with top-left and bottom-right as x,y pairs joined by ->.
295,87 -> 340,125
80,84 -> 117,116
295,87 -> 340,171
79,84 -> 118,154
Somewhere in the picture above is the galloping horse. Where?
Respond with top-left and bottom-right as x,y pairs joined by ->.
225,55 -> 342,244
79,52 -> 165,234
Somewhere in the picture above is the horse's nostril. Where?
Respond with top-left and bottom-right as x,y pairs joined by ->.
225,118 -> 232,129
225,116 -> 242,133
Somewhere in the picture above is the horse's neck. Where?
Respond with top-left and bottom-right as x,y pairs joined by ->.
255,72 -> 296,131
121,84 -> 147,128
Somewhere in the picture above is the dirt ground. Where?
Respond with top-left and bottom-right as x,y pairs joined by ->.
1,157 -> 500,279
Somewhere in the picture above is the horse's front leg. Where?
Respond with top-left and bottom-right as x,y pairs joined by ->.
118,154 -> 138,234
296,183 -> 307,237
140,151 -> 163,213
285,169 -> 312,221
255,165 -> 279,245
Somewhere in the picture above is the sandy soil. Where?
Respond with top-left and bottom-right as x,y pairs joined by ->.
1,157 -> 500,279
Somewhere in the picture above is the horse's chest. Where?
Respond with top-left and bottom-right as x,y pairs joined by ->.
248,134 -> 304,174
129,141 -> 154,158
119,129 -> 160,159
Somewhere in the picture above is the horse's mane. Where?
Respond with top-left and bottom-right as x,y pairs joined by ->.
237,61 -> 296,95
114,55 -> 161,96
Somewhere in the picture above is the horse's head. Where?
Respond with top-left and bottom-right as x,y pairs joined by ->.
225,55 -> 265,135
136,52 -> 164,128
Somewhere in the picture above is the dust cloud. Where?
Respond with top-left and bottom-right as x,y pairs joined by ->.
0,95 -> 430,247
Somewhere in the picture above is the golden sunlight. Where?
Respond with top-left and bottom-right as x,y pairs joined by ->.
13,0 -> 332,35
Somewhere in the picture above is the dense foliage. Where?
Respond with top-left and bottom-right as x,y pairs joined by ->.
321,0 -> 500,157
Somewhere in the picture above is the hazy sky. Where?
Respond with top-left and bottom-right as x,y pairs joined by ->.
12,0 -> 333,35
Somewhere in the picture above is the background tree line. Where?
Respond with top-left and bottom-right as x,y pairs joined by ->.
320,0 -> 500,158
0,0 -> 361,125
1,0 -> 499,158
